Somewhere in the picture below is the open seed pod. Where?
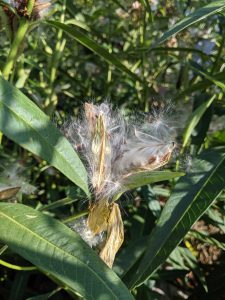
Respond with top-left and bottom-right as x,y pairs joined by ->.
65,102 -> 176,267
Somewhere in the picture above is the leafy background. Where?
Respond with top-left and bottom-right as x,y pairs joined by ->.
0,0 -> 225,299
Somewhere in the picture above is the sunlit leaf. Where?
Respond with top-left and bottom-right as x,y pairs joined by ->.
154,1 -> 225,45
0,203 -> 134,300
0,77 -> 89,195
112,171 -> 184,202
46,20 -> 142,83
124,147 -> 225,288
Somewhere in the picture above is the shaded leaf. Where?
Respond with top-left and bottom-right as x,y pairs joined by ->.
175,70 -> 225,99
190,64 -> 225,91
188,230 -> 225,251
183,95 -> 215,148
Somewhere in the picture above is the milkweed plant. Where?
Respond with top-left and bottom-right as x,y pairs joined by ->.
0,0 -> 225,299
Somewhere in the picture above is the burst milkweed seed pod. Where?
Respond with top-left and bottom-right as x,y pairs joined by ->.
63,102 -> 175,267
1,0 -> 51,19
0,0 -> 51,37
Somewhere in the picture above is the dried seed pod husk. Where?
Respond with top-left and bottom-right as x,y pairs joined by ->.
99,203 -> 124,268
87,199 -> 110,235
85,103 -> 111,198
0,186 -> 20,200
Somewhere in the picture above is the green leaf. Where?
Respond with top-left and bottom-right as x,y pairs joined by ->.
168,246 -> 208,292
119,171 -> 183,197
154,1 -> 225,45
25,288 -> 60,300
112,171 -> 184,201
205,207 -> 225,232
113,237 -> 146,277
38,197 -> 78,211
183,95 -> 216,148
190,64 -> 225,91
0,77 -> 89,195
188,230 -> 225,251
124,147 -> 225,288
46,20 -> 142,83
65,19 -> 91,31
208,129 -> 225,146
9,272 -> 29,300
0,203 -> 134,300
175,70 -> 225,99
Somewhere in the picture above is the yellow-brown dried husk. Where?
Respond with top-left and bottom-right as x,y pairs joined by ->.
99,203 -> 124,268
87,199 -> 110,235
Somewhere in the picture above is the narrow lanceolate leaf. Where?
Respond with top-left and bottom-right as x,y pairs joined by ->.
175,70 -> 225,100
46,20 -> 141,83
190,65 -> 225,91
113,171 -> 184,201
121,171 -> 184,192
0,77 -> 89,195
124,147 -> 225,288
113,171 -> 185,201
188,230 -> 225,251
183,95 -> 215,148
154,1 -> 225,45
0,203 -> 134,300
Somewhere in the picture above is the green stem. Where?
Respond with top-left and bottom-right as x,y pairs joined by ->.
62,210 -> 89,224
2,19 -> 29,80
0,6 -> 12,41
140,10 -> 148,112
0,258 -> 37,271
45,0 -> 66,115
27,0 -> 36,17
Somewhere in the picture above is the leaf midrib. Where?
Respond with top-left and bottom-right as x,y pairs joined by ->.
0,95 -> 87,192
133,153 -> 225,286
0,205 -> 118,299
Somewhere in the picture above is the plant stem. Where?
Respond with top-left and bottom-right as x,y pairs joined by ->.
27,0 -> 36,17
140,9 -> 148,112
2,19 -> 29,80
0,6 -> 12,41
44,0 -> 66,115
0,259 -> 37,271
62,210 -> 89,224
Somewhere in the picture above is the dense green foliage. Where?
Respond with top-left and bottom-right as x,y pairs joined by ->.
0,0 -> 225,299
